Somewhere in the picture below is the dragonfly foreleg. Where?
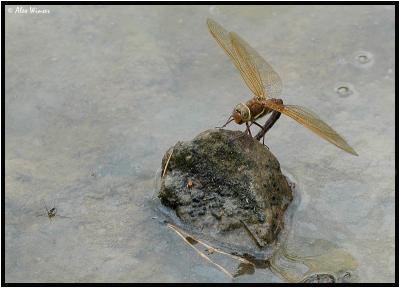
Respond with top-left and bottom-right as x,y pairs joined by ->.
216,116 -> 234,129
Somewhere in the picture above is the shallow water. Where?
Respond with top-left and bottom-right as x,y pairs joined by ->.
5,5 -> 395,283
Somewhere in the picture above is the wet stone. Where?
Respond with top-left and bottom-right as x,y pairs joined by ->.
258,212 -> 266,223
159,129 -> 293,260
302,273 -> 336,283
211,209 -> 222,220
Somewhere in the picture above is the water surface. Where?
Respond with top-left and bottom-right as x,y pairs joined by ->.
5,5 -> 395,283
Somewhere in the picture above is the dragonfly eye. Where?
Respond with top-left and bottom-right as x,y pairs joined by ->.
234,104 -> 242,114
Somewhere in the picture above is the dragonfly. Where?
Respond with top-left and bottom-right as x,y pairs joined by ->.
207,18 -> 358,156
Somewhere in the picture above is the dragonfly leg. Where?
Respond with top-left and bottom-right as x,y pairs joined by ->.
262,134 -> 270,149
245,122 -> 252,137
216,116 -> 233,129
251,121 -> 268,146
253,126 -> 269,148
254,109 -> 282,142
252,121 -> 264,129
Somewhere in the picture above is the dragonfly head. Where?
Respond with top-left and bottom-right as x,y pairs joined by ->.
232,103 -> 251,124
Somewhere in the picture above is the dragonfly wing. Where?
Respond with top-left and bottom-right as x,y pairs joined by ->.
265,102 -> 358,156
229,32 -> 265,98
207,18 -> 265,98
230,31 -> 283,99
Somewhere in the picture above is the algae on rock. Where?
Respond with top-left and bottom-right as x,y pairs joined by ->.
159,129 -> 293,260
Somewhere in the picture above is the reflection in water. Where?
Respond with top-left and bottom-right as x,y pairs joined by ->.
270,238 -> 358,283
234,262 -> 255,277
268,171 -> 359,283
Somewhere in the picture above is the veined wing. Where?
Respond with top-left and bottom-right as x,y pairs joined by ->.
265,101 -> 358,156
207,18 -> 265,98
230,32 -> 283,99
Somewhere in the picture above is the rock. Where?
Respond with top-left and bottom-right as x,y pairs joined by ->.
158,129 -> 293,260
301,273 -> 336,283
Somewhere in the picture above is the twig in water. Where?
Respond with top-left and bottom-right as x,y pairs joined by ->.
162,148 -> 174,178
167,223 -> 233,279
168,223 -> 253,265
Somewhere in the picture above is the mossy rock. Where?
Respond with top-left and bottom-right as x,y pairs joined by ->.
159,129 -> 293,260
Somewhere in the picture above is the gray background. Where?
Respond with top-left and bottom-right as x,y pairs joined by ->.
5,5 -> 395,283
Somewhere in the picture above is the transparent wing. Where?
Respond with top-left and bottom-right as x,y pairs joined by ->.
265,101 -> 358,155
230,32 -> 283,99
229,32 -> 265,97
207,18 -> 265,98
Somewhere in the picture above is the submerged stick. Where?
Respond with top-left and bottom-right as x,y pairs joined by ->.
240,220 -> 265,248
167,223 -> 234,279
168,223 -> 253,265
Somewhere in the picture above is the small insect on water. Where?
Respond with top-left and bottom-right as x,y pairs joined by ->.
37,200 -> 69,222
207,18 -> 358,156
47,206 -> 57,219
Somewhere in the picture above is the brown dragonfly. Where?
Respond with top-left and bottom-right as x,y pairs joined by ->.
207,18 -> 358,156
